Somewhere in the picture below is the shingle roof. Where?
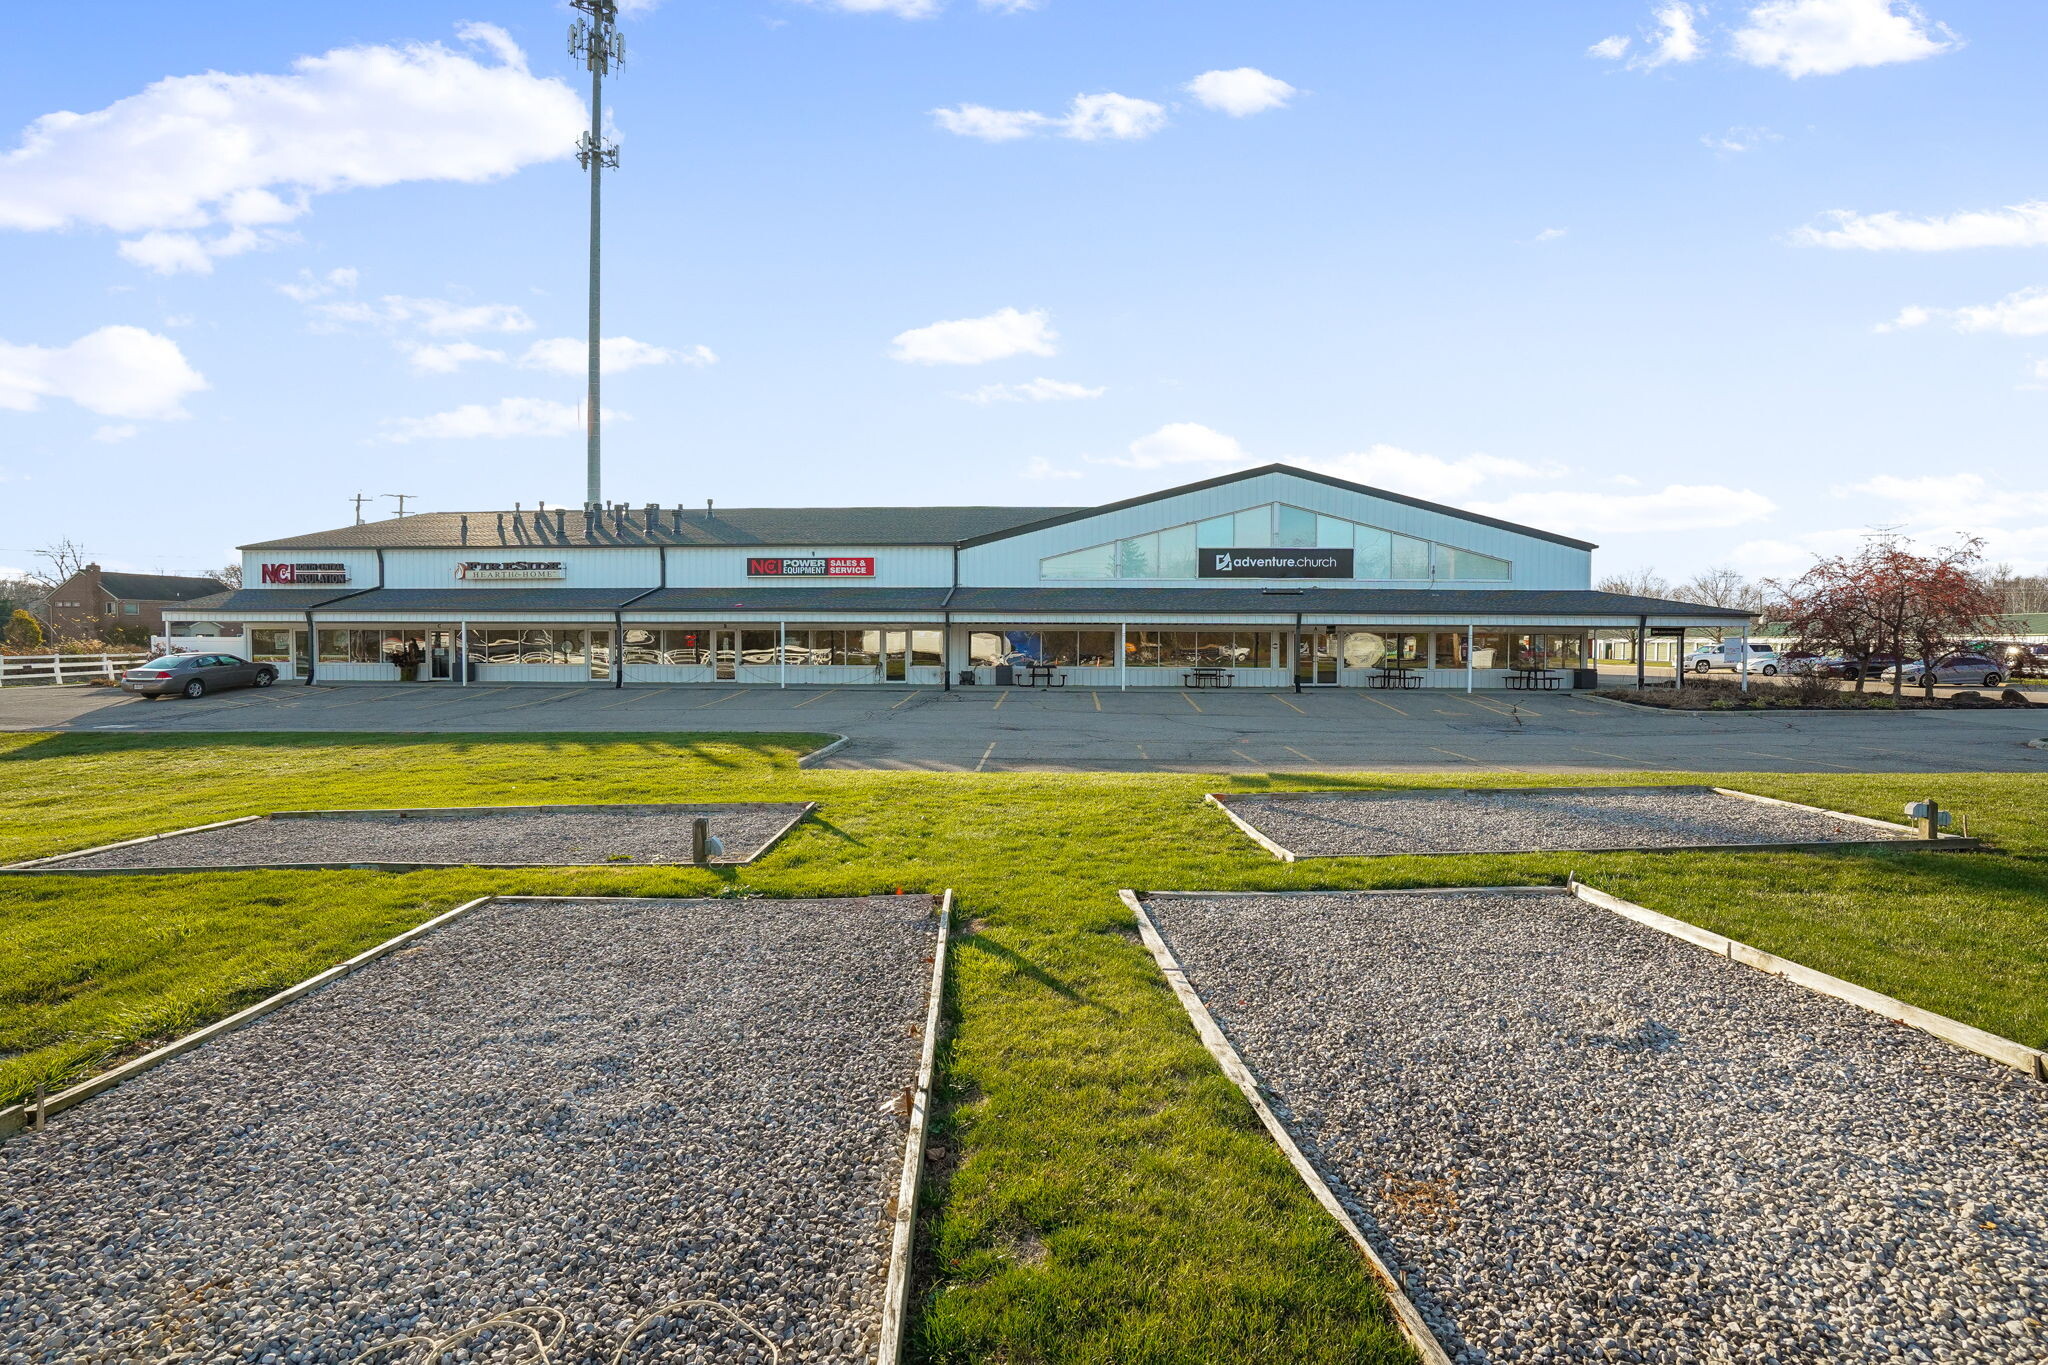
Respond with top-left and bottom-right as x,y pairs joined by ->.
242,505 -> 1081,551
199,588 -> 370,611
311,588 -> 661,613
98,572 -> 228,601
627,587 -> 953,613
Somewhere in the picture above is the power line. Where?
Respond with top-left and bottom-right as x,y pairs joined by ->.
569,0 -> 624,508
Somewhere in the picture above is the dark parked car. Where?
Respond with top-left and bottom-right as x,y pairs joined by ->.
1836,654 -> 1900,681
121,652 -> 276,699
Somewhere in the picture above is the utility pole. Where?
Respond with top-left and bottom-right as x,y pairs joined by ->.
569,0 -> 623,507
386,493 -> 416,518
351,493 -> 370,525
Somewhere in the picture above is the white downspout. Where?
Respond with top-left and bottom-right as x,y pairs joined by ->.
779,620 -> 787,689
459,619 -> 468,686
1466,623 -> 1474,694
1117,622 -> 1127,691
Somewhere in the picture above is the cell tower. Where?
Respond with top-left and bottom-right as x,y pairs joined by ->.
569,0 -> 624,507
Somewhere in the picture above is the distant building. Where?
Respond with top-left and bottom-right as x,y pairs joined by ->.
45,564 -> 228,639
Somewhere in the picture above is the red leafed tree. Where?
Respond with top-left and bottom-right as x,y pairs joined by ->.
1769,534 -> 2008,695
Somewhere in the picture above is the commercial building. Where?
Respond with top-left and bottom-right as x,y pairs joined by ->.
46,564 -> 229,640
165,465 -> 1751,689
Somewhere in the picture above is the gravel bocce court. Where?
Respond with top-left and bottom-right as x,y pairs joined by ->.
3,802 -> 815,872
1211,785 -> 1943,858
0,894 -> 941,1365
1142,889 -> 2048,1365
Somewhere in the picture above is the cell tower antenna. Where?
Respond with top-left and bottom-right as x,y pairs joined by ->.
569,0 -> 624,507
386,493 -> 416,518
351,492 -> 370,525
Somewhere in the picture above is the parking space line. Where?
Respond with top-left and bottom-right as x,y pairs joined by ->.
503,688 -> 585,711
417,686 -> 510,707
1091,690 -> 1102,712
1430,745 -> 1486,764
792,689 -> 842,709
1135,743 -> 1149,760
1576,746 -> 1640,762
690,690 -> 746,710
1180,691 -> 1204,713
597,691 -> 652,709
1734,748 -> 1858,771
1465,697 -> 1516,717
322,690 -> 409,708
1271,694 -> 1307,715
1359,694 -> 1408,716
974,741 -> 997,772
888,690 -> 923,710
1231,748 -> 1257,764
1282,745 -> 1316,763
992,689 -> 1008,712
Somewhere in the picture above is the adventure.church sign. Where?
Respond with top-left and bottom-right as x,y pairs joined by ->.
1197,548 -> 1354,579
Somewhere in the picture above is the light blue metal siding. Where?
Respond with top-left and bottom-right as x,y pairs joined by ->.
664,545 -> 953,588
957,470 -> 1591,591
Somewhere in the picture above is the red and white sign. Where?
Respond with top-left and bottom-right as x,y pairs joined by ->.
747,556 -> 875,577
260,562 -> 349,585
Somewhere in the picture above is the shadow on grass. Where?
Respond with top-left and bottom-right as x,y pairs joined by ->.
955,933 -> 1123,1019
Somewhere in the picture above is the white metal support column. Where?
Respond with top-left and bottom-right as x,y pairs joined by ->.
778,621 -> 787,689
459,620 -> 469,686
1466,624 -> 1474,694
1117,623 -> 1127,691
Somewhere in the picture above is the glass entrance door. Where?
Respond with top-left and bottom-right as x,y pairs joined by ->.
1296,630 -> 1338,686
428,630 -> 453,681
713,629 -> 738,681
882,630 -> 908,682
588,629 -> 613,682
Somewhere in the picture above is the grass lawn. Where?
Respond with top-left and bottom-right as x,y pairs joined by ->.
3,731 -> 2044,1365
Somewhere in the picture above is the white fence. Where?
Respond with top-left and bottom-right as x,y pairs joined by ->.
0,653 -> 151,687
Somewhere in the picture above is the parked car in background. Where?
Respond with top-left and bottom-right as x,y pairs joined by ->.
1888,653 -> 2006,688
2005,643 -> 2048,679
121,652 -> 276,699
1687,641 -> 1779,675
1834,654 -> 1900,681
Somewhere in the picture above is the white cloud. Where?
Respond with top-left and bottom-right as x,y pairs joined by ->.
312,295 -> 535,336
380,397 -> 620,443
1023,456 -> 1083,480
1533,227 -> 1568,243
277,266 -> 359,302
1090,422 -> 1254,470
1732,0 -> 1958,77
891,307 -> 1057,365
1588,34 -> 1633,59
1184,69 -> 1296,117
1702,125 -> 1781,154
517,336 -> 715,374
1469,485 -> 1778,533
932,93 -> 1167,142
0,26 -> 583,269
92,424 -> 139,443
161,313 -> 196,328
961,377 -> 1104,404
931,105 -> 1050,142
1834,472 -> 2048,522
1634,3 -> 1705,68
1880,286 -> 2048,337
1295,446 -> 1566,502
404,341 -> 506,374
798,0 -> 943,16
1795,201 -> 2048,251
2026,358 -> 2048,391
0,325 -> 206,420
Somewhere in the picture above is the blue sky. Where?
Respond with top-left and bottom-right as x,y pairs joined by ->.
3,0 -> 2045,583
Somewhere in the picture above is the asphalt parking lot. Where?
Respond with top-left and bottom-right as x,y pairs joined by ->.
6,681 -> 2045,773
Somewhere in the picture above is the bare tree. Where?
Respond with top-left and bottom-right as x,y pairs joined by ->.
1986,563 -> 2048,614
212,562 -> 243,590
1596,567 -> 1672,599
1673,566 -> 1767,612
30,538 -> 89,590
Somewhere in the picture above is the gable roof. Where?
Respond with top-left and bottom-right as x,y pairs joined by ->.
955,463 -> 1598,552
95,572 -> 229,601
243,505 -> 1081,551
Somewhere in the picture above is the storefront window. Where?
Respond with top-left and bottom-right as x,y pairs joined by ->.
740,630 -> 779,665
970,632 -> 1005,667
624,628 -> 660,665
1433,632 -> 1465,668
660,629 -> 709,665
1275,504 -> 1317,548
1471,632 -> 1507,669
249,628 -> 292,662
318,629 -> 350,663
1344,632 -> 1426,668
1391,535 -> 1432,579
1439,547 -> 1510,581
1511,634 -> 1586,668
911,630 -> 942,668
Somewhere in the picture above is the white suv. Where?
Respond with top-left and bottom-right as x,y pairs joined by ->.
1687,642 -> 1779,675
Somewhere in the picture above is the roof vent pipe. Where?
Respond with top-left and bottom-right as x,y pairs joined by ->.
706,498 -> 714,516
555,508 -> 567,537
672,505 -> 682,533
460,515 -> 469,545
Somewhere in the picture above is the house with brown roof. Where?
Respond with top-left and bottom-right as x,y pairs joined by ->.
44,564 -> 229,641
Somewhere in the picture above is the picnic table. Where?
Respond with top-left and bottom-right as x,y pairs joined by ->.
1507,666 -> 1560,690
1372,665 -> 1423,690
1183,667 -> 1234,688
1019,662 -> 1066,688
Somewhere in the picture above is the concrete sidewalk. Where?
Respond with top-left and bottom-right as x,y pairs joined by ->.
5,681 -> 2045,773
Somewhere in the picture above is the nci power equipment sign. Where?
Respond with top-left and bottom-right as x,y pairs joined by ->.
259,562 -> 350,585
1198,548 -> 1353,579
747,556 -> 876,577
